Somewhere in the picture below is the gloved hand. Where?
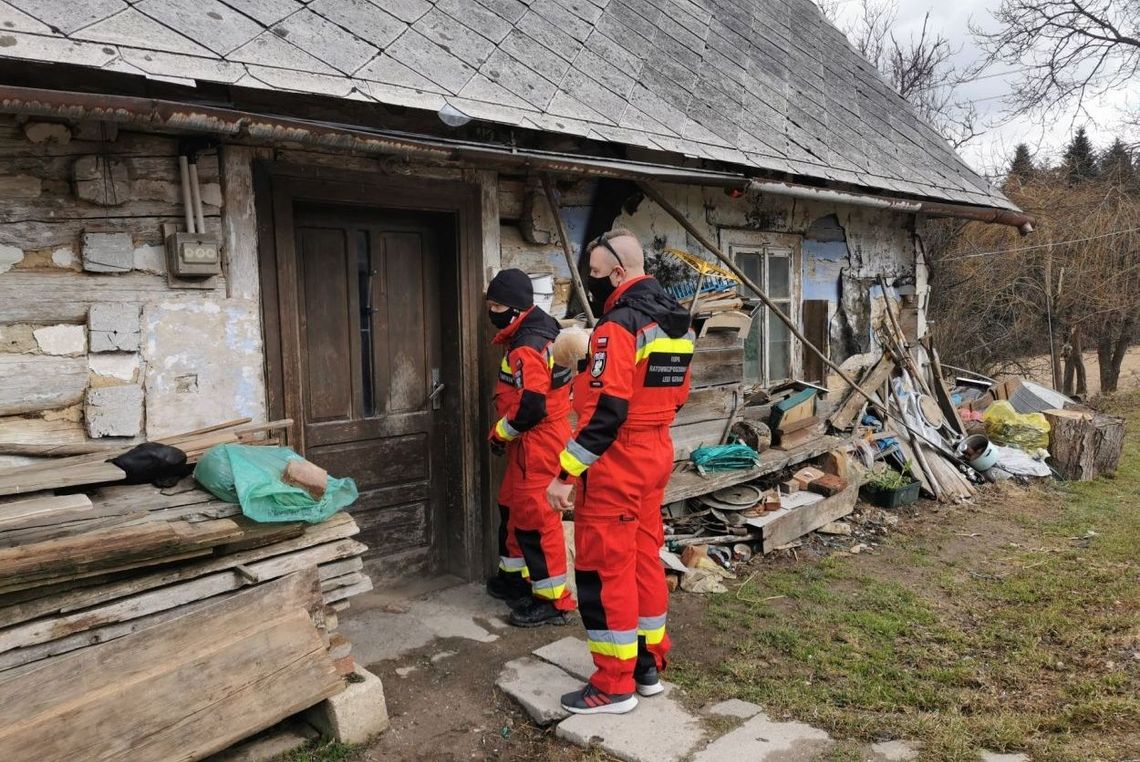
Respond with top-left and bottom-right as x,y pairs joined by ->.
488,427 -> 509,457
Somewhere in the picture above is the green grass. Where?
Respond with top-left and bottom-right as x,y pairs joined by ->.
671,391 -> 1140,761
275,739 -> 361,762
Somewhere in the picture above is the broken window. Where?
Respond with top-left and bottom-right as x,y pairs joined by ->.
736,247 -> 795,386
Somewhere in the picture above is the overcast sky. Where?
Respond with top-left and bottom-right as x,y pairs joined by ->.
828,0 -> 1136,180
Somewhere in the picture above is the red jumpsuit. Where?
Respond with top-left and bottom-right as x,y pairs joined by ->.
558,276 -> 695,695
492,307 -> 576,611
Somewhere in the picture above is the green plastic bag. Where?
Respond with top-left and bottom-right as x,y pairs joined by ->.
194,444 -> 358,524
983,401 -> 1051,452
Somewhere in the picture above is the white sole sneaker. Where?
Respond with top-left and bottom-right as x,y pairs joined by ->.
636,681 -> 665,697
562,694 -> 639,715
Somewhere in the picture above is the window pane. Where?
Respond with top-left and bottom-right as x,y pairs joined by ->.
768,304 -> 792,382
738,251 -> 762,298
737,252 -> 763,383
768,254 -> 790,299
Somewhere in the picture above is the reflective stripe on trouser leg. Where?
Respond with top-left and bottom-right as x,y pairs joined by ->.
637,614 -> 667,646
586,628 -> 638,660
498,556 -> 528,576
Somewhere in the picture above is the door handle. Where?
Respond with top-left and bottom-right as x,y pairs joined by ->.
428,368 -> 445,410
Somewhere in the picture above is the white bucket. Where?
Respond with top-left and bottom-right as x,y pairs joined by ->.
530,273 -> 555,313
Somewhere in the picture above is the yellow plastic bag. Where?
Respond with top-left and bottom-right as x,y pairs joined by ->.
983,401 -> 1050,452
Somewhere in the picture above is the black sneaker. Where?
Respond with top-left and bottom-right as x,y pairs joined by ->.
507,599 -> 573,628
486,573 -> 529,601
634,664 -> 665,697
560,683 -> 638,715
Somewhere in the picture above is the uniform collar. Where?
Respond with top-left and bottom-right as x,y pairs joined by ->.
603,275 -> 653,313
492,306 -> 536,344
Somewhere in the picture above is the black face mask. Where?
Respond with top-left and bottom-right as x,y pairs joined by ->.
587,272 -> 617,307
488,307 -> 519,330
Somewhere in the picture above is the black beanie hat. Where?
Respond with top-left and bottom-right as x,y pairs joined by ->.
486,268 -> 533,311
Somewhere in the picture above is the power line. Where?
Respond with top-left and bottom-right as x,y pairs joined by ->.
938,225 -> 1140,261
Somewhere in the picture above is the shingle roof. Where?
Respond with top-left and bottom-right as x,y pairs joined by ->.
0,0 -> 1014,210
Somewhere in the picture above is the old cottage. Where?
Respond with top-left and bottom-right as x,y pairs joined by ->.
0,0 -> 1028,583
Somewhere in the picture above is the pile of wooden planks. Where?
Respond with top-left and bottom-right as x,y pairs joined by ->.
0,420 -> 372,761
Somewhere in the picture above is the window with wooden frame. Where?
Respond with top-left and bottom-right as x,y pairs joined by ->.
726,234 -> 801,387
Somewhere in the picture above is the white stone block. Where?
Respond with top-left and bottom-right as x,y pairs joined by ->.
556,684 -> 706,762
133,244 -> 167,275
532,637 -> 594,682
89,353 -> 140,382
303,667 -> 389,745
0,244 -> 23,274
33,324 -> 86,356
51,246 -> 78,269
82,231 -> 134,273
85,384 -> 144,438
89,303 -> 141,352
496,657 -> 581,726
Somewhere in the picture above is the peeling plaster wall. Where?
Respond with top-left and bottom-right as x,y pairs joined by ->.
521,179 -> 922,374
0,116 -> 266,458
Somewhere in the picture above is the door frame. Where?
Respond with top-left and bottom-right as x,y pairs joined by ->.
253,161 -> 488,580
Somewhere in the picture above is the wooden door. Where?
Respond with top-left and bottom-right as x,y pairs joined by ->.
288,203 -> 453,576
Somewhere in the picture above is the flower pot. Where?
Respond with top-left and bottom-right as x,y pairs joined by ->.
860,480 -> 921,509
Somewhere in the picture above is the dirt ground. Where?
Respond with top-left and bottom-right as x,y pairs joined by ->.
1023,346 -> 1140,397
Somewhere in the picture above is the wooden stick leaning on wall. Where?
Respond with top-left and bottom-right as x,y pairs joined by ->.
540,174 -> 596,327
637,182 -> 977,473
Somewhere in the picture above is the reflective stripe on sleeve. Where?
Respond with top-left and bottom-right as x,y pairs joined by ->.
559,439 -> 599,477
495,416 -> 521,441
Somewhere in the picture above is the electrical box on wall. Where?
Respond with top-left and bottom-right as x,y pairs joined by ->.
166,232 -> 222,277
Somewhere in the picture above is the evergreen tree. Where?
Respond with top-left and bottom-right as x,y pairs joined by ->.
1004,143 -> 1036,189
1062,127 -> 1098,183
1100,138 -> 1136,187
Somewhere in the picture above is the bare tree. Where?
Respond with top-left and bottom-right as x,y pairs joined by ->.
819,0 -> 982,147
975,0 -> 1140,124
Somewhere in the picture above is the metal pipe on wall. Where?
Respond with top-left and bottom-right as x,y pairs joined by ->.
188,161 -> 206,234
177,155 -> 195,234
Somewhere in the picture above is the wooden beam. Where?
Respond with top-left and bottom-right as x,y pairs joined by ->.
540,174 -> 596,325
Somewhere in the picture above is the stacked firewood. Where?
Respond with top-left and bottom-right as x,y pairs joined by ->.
0,419 -> 371,762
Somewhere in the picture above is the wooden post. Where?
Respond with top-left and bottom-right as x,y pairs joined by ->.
540,174 -> 596,326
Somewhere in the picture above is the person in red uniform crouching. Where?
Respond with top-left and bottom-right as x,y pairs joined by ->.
546,230 -> 695,714
486,268 -> 578,628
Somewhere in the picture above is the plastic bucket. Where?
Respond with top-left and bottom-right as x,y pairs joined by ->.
961,434 -> 997,471
530,273 -> 554,313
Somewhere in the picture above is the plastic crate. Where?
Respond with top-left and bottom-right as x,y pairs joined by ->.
860,480 -> 921,509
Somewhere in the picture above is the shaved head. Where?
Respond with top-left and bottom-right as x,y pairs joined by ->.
587,228 -> 645,279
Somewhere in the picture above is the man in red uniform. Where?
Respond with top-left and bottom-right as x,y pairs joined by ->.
486,269 -> 577,627
546,230 -> 695,714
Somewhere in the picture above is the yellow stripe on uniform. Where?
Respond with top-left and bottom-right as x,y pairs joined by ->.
634,337 -> 694,364
495,417 -> 520,441
587,639 -> 639,660
500,356 -> 511,373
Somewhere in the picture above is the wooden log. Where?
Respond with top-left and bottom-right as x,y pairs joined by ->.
753,479 -> 859,552
0,494 -> 93,531
0,569 -> 342,762
828,354 -> 896,431
0,537 -> 366,654
672,385 -> 742,427
0,519 -> 242,594
0,355 -> 88,418
0,513 -> 360,628
1043,409 -> 1125,481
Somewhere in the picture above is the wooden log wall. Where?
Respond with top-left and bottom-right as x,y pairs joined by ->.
0,115 -> 230,459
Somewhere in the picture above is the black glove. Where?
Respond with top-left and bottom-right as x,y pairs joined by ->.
489,438 -> 507,457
